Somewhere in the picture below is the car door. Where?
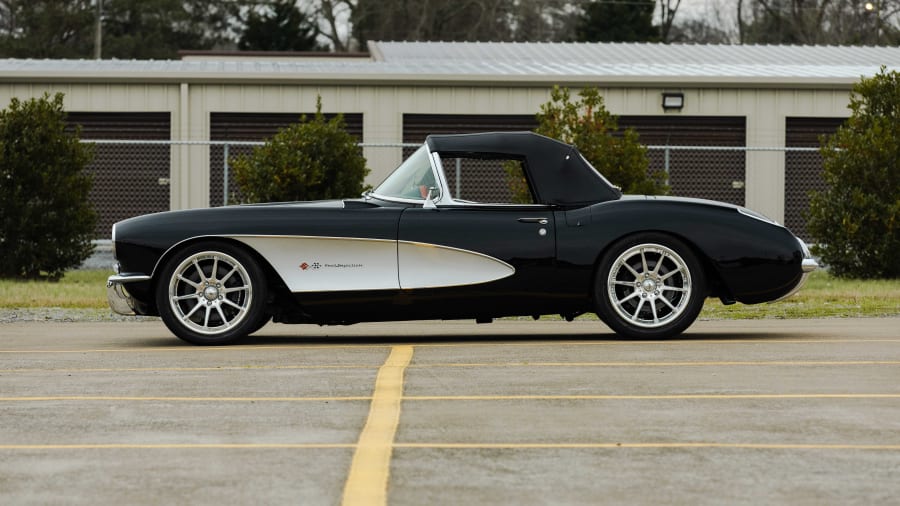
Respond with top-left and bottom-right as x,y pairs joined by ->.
397,205 -> 557,314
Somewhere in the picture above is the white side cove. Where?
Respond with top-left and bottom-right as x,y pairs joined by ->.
230,236 -> 399,292
398,240 -> 515,289
227,235 -> 515,292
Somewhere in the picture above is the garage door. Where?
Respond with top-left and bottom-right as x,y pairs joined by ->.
620,116 -> 746,206
66,112 -> 171,239
403,114 -> 746,205
785,117 -> 846,241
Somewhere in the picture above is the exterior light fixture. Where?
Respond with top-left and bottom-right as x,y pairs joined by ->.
662,92 -> 684,111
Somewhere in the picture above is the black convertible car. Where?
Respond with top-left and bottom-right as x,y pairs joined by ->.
108,132 -> 817,345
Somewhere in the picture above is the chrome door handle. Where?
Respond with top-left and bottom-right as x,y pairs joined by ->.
518,217 -> 549,225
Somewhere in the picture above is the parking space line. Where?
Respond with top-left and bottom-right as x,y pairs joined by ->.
0,396 -> 370,402
342,345 -> 413,506
1,338 -> 897,355
0,344 -> 391,354
3,442 -> 897,451
0,365 -> 379,374
393,443 -> 900,450
409,360 -> 900,368
0,443 -> 355,450
4,393 -> 896,403
403,393 -> 900,401
413,338 -> 900,348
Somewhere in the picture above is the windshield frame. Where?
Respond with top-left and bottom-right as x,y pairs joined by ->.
369,144 -> 445,205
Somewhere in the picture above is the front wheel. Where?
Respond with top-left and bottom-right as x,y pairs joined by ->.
155,242 -> 268,345
595,233 -> 706,339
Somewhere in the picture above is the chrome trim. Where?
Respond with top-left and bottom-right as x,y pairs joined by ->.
106,274 -> 150,315
774,237 -> 818,302
737,206 -> 782,227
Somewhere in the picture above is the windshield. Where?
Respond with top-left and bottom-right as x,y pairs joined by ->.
372,145 -> 439,201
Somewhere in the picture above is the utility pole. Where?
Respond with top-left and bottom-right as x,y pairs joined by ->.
94,0 -> 103,59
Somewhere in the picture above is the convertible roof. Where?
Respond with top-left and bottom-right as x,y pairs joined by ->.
425,132 -> 621,206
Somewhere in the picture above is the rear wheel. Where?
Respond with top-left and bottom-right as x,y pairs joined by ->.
155,242 -> 268,345
595,233 -> 706,339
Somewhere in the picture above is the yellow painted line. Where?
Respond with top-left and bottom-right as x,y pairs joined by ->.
0,364 -> 378,374
404,393 -> 900,401
0,396 -> 370,402
1,338 -> 898,355
3,360 -> 898,375
409,360 -> 900,368
0,443 -> 355,450
414,338 -> 900,348
0,344 -> 391,354
393,443 -> 900,450
4,393 -> 897,403
2,442 -> 897,451
341,345 -> 413,506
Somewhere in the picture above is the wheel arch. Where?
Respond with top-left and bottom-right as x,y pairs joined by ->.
588,229 -> 732,304
150,236 -> 292,312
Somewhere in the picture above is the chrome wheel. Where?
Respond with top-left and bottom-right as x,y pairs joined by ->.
605,242 -> 693,329
167,250 -> 254,336
596,234 -> 705,339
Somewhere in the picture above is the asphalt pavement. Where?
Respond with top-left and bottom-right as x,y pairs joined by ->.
1,317 -> 899,505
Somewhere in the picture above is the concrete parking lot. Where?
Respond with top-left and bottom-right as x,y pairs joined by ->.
1,317 -> 899,505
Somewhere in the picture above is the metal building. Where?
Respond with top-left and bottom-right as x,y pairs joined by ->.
1,41 -> 898,239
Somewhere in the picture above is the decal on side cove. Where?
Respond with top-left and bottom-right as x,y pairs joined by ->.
229,235 -> 515,292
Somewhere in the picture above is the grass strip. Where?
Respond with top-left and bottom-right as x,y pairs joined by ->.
0,270 -> 897,320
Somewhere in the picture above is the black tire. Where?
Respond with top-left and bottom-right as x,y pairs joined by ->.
595,233 -> 706,339
155,241 -> 268,345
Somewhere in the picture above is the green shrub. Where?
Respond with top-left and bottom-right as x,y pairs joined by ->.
0,93 -> 96,280
807,67 -> 900,279
231,97 -> 370,203
524,85 -> 668,196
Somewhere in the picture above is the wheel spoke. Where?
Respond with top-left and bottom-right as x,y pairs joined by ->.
211,256 -> 219,282
631,298 -> 646,321
652,252 -> 665,275
203,305 -> 212,327
176,274 -> 200,289
617,290 -> 641,305
650,299 -> 659,324
660,267 -> 682,281
174,293 -> 197,301
182,300 -> 204,321
622,262 -> 640,279
192,259 -> 205,282
660,296 -> 677,312
222,284 -> 249,294
220,266 -> 239,284
215,305 -> 230,327
640,249 -> 649,275
662,285 -> 687,292
222,298 -> 244,311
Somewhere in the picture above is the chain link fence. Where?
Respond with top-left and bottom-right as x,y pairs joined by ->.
81,140 -> 826,241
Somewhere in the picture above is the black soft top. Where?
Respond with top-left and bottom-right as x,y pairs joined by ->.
426,131 -> 622,206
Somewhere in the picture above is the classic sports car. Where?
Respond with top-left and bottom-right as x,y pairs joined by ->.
108,132 -> 817,345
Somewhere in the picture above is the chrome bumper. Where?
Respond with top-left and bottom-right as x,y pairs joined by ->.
107,274 -> 151,315
775,239 -> 818,302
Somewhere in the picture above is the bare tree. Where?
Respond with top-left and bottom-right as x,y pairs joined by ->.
657,0 -> 682,42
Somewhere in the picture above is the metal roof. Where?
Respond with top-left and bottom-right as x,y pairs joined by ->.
1,42 -> 898,87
